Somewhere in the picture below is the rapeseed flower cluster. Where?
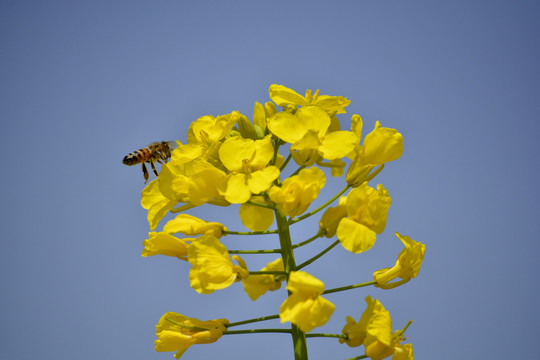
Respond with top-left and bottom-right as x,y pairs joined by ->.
129,84 -> 425,359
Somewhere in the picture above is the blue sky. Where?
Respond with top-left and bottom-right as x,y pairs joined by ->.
1,1 -> 539,359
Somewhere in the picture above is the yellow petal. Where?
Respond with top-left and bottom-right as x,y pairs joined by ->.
311,94 -> 351,114
221,173 -> 251,204
269,84 -> 308,106
267,111 -> 306,143
188,235 -> 235,294
336,218 -> 377,253
279,294 -> 335,332
247,166 -> 280,194
252,101 -> 267,131
286,271 -> 325,297
318,131 -> 357,160
219,137 -> 257,172
362,121 -> 403,165
239,200 -> 274,231
142,232 -> 189,259
163,214 -> 224,237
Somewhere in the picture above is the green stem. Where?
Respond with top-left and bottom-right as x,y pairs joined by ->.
228,249 -> 282,254
365,164 -> 384,182
290,165 -> 306,177
271,139 -> 281,166
223,329 -> 291,335
226,314 -> 280,328
280,153 -> 293,171
296,240 -> 340,270
322,281 -> 377,295
246,200 -> 275,209
249,271 -> 288,276
223,229 -> 279,235
274,207 -> 308,360
292,231 -> 324,249
290,184 -> 351,225
345,355 -> 368,360
305,333 -> 347,339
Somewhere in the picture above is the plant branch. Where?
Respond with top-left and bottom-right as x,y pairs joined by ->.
322,280 -> 377,295
296,240 -> 340,270
226,314 -> 280,328
290,184 -> 351,225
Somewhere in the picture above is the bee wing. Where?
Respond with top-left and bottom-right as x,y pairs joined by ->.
166,141 -> 179,150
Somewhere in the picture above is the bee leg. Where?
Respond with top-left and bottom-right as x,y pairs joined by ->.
150,160 -> 159,177
142,163 -> 149,183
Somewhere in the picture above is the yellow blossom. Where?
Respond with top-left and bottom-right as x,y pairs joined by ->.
239,196 -> 274,231
267,105 -> 357,166
155,312 -> 228,359
340,296 -> 413,360
347,121 -> 403,187
141,180 -> 177,230
242,258 -> 284,301
373,233 -> 425,289
188,234 -> 248,294
159,158 -> 228,206
336,183 -> 391,253
218,135 -> 280,203
141,232 -> 190,260
163,214 -> 226,238
269,84 -> 351,114
268,167 -> 326,217
279,271 -> 335,332
187,112 -> 240,146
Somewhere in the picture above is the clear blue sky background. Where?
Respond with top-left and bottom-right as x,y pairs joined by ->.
1,1 -> 539,359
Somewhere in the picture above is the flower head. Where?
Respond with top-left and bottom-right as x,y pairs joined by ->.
155,312 -> 228,359
340,296 -> 413,360
347,121 -> 403,187
279,271 -> 335,332
373,233 -> 425,289
336,182 -> 391,253
268,167 -> 326,217
218,135 -> 280,204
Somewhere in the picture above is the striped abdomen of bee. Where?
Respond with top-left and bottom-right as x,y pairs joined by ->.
122,141 -> 175,183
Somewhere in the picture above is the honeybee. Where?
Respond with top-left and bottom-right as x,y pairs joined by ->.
122,141 -> 177,183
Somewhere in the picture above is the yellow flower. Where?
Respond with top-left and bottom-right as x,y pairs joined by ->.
373,233 -> 425,289
267,105 -> 357,166
141,180 -> 177,230
159,159 -> 228,206
279,271 -> 335,332
347,121 -> 403,187
239,196 -> 274,231
340,296 -> 413,360
339,315 -> 367,347
141,232 -> 190,260
188,234 -> 248,294
242,258 -> 284,301
336,183 -> 391,253
218,135 -> 280,203
187,112 -> 240,146
163,214 -> 226,238
155,312 -> 228,359
268,167 -> 326,217
269,84 -> 351,114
